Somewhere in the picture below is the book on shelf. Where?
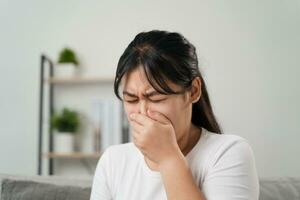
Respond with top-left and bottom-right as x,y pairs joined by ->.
91,98 -> 124,152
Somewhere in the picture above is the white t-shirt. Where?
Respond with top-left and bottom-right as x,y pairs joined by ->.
90,127 -> 259,200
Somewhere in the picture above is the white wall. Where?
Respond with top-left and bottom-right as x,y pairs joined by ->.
0,0 -> 299,177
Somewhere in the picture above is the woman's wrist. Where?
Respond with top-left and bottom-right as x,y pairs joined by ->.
158,151 -> 188,173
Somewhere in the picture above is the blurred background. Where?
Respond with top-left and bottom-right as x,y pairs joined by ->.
0,0 -> 299,178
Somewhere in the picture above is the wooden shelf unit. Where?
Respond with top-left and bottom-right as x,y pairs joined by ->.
45,76 -> 114,84
44,152 -> 102,159
38,55 -> 130,175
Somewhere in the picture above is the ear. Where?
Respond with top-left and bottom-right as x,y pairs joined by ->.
190,77 -> 201,103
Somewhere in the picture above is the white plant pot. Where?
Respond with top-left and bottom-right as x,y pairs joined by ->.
54,132 -> 75,153
55,63 -> 81,78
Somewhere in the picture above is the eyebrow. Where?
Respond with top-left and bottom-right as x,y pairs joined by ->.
122,91 -> 137,97
122,90 -> 163,98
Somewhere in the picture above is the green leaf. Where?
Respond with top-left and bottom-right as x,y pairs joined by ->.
50,108 -> 80,134
57,48 -> 79,66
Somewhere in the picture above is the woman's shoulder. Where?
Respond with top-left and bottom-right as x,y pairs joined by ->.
201,129 -> 256,168
202,128 -> 250,150
193,128 -> 255,165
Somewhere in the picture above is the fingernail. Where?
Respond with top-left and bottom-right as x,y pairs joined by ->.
130,113 -> 135,118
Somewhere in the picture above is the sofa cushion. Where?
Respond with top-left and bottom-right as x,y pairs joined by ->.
259,177 -> 300,200
1,179 -> 91,200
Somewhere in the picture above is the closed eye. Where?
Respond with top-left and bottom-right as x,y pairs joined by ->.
124,98 -> 167,104
125,99 -> 138,103
148,98 -> 167,103
123,90 -> 167,103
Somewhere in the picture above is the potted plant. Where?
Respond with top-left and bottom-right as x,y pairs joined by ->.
50,108 -> 80,153
55,47 -> 81,77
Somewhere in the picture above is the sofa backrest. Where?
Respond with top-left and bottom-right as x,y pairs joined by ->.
1,174 -> 300,200
0,173 -> 93,200
259,177 -> 300,200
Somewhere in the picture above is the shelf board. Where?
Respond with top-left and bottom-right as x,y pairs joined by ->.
45,76 -> 114,84
44,152 -> 102,159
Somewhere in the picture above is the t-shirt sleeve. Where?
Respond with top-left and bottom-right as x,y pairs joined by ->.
202,139 -> 260,200
90,147 -> 113,200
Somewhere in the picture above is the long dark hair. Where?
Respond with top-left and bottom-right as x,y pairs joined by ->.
114,30 -> 222,134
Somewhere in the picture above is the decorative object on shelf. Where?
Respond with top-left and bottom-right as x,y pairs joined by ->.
50,107 -> 80,153
91,99 -> 122,152
91,100 -> 102,153
55,47 -> 81,77
93,127 -> 101,153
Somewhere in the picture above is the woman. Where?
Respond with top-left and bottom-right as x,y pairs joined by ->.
90,30 -> 259,200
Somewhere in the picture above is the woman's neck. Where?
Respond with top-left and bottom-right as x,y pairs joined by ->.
179,124 -> 202,156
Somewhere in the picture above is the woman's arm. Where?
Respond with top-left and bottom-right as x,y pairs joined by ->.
159,154 -> 206,200
159,139 -> 259,200
130,111 -> 207,199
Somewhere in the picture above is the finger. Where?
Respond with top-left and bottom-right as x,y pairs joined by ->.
132,131 -> 142,147
147,109 -> 171,125
130,113 -> 152,126
129,113 -> 143,126
132,131 -> 139,141
132,136 -> 140,148
130,120 -> 144,133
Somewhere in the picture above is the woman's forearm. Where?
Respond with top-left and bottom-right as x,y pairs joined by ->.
159,155 -> 206,200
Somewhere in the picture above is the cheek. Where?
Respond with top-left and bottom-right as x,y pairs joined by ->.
164,101 -> 191,137
150,103 -> 175,125
124,101 -> 170,116
152,105 -> 184,140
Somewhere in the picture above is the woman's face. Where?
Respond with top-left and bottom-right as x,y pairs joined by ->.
121,67 -> 198,141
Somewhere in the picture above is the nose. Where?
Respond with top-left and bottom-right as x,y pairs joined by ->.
139,100 -> 148,115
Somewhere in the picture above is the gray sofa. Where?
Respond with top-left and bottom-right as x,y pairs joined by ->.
0,174 -> 92,200
1,173 -> 300,199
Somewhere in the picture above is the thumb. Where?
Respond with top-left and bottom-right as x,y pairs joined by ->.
147,109 -> 170,125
